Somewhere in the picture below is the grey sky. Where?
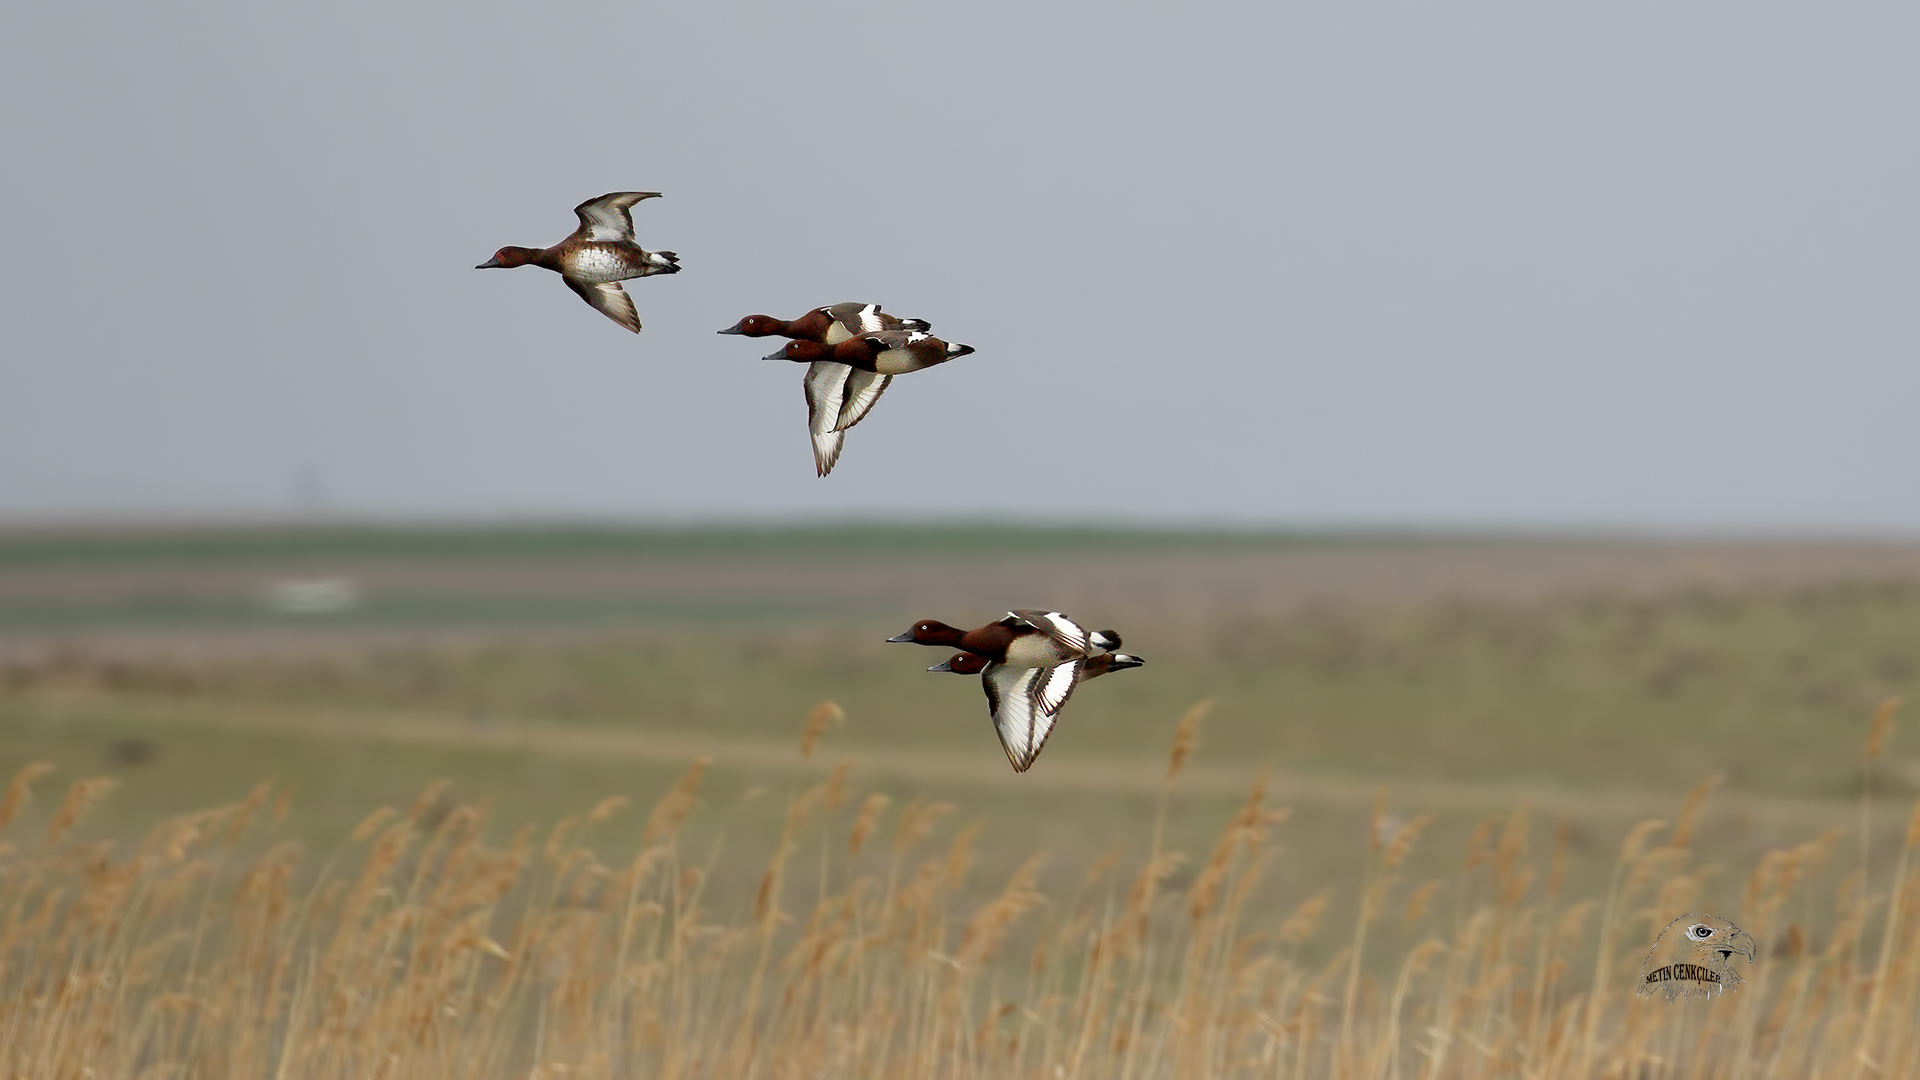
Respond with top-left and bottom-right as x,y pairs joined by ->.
2,2 -> 1915,529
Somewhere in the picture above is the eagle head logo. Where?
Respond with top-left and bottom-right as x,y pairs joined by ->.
1637,913 -> 1758,1001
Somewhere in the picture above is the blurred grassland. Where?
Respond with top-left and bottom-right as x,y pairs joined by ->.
3,523 -> 1919,970
0,521 -> 1354,633
0,520 -> 1376,570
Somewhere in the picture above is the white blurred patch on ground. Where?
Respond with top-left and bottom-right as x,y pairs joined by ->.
259,578 -> 362,615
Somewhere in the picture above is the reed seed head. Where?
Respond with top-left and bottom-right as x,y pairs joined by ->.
800,700 -> 844,758
1166,698 -> 1212,781
0,761 -> 56,829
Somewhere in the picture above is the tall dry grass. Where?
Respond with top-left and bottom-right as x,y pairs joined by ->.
2,701 -> 1918,1079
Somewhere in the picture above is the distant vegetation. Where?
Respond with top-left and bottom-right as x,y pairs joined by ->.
0,520 -> 1400,569
9,576 -> 1916,800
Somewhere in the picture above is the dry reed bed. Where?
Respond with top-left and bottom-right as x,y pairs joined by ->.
2,701 -> 1918,1079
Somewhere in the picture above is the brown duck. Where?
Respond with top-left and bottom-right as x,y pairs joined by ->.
477,192 -> 679,333
719,303 -> 934,476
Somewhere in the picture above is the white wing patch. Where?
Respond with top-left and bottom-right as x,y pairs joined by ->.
982,661 -> 1080,772
571,192 -> 656,242
803,361 -> 855,475
1005,610 -> 1092,655
801,360 -> 893,474
1035,659 -> 1080,715
835,369 -> 891,431
811,428 -> 846,476
564,278 -> 640,333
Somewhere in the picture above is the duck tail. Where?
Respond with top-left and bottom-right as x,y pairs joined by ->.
899,317 -> 932,331
1090,629 -> 1122,652
649,250 -> 681,273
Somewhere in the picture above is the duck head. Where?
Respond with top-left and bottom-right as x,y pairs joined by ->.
888,620 -> 967,647
476,246 -> 541,269
718,314 -> 785,336
929,652 -> 989,674
765,340 -> 833,363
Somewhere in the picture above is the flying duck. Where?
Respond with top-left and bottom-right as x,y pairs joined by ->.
891,610 -> 1131,771
719,304 -> 932,475
477,192 -> 679,333
927,649 -> 1146,772
888,610 -> 1121,667
764,329 -> 974,376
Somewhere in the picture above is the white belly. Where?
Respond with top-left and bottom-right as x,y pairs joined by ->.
567,247 -> 636,283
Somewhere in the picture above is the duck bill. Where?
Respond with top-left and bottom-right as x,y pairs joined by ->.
762,347 -> 793,361
717,325 -> 744,334
475,257 -> 503,269
926,659 -> 956,672
886,631 -> 916,643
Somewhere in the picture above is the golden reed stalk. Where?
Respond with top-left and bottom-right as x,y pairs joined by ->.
2,701 -> 1916,1079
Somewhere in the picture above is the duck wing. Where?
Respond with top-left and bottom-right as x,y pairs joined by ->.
803,361 -> 854,475
821,303 -> 891,334
802,363 -> 891,473
821,302 -> 932,336
858,327 -> 925,350
834,368 -> 891,431
981,659 -> 1083,772
569,192 -> 661,243
564,278 -> 641,333
1003,610 -> 1094,656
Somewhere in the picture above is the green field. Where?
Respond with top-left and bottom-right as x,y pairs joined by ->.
0,520 -> 1386,564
